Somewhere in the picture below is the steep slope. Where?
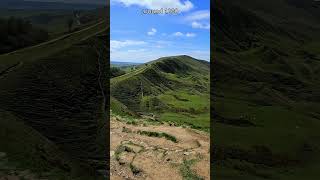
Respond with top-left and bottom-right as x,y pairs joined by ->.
111,55 -> 210,130
0,17 -> 108,179
213,0 -> 320,179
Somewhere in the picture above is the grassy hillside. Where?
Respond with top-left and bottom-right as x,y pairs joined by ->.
111,55 -> 210,131
0,7 -> 107,39
0,11 -> 108,179
0,17 -> 49,54
213,0 -> 320,179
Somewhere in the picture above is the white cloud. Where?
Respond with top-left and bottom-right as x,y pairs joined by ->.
110,40 -> 147,51
111,0 -> 194,12
173,32 -> 184,36
185,10 -> 210,21
153,40 -> 173,47
127,49 -> 146,52
191,21 -> 210,29
172,32 -> 196,37
111,48 -> 210,62
110,39 -> 209,62
111,49 -> 166,63
147,28 -> 157,36
186,33 -> 196,37
155,40 -> 172,44
183,10 -> 210,30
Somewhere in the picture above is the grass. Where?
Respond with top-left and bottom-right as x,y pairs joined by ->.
111,111 -> 163,126
0,8 -> 106,39
142,90 -> 210,132
130,163 -> 142,175
213,1 -> 320,179
137,130 -> 178,143
158,91 -> 209,110
180,159 -> 204,180
0,10 -> 108,179
213,64 -> 320,179
114,145 -> 135,161
0,20 -> 107,71
114,142 -> 144,176
110,56 -> 210,132
110,97 -> 138,117
160,113 -> 210,132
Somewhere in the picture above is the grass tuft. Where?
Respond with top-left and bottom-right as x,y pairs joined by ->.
137,130 -> 178,143
180,159 -> 204,180
130,163 -> 142,175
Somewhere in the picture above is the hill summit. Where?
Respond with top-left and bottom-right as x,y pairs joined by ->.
111,55 -> 210,114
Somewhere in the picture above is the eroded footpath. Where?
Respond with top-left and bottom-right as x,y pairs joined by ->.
110,116 -> 210,180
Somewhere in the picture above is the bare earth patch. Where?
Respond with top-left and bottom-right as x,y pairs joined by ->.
110,117 -> 210,180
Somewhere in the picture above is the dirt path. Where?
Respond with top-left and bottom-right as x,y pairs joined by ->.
110,116 -> 210,180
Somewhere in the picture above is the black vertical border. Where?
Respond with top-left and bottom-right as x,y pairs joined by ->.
106,0 -> 111,179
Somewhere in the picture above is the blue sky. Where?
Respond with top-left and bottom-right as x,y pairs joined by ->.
111,0 -> 210,63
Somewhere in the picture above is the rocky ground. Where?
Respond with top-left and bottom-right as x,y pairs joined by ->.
110,116 -> 210,180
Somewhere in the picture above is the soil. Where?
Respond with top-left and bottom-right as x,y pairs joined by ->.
110,116 -> 210,180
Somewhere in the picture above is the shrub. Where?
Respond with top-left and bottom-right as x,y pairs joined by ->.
110,67 -> 126,78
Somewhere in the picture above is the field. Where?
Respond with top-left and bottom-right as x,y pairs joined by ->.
156,90 -> 210,131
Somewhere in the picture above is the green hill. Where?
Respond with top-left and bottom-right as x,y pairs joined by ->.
0,7 -> 107,40
0,11 -> 108,179
213,0 -> 320,179
111,55 -> 210,131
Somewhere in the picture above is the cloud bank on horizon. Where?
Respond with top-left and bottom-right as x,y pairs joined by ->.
111,0 -> 194,12
111,0 -> 210,63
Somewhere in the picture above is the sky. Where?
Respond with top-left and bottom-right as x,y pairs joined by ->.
110,0 -> 210,63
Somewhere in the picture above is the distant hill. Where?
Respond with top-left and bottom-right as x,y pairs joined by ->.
213,0 -> 320,179
111,61 -> 142,67
111,55 -> 210,131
